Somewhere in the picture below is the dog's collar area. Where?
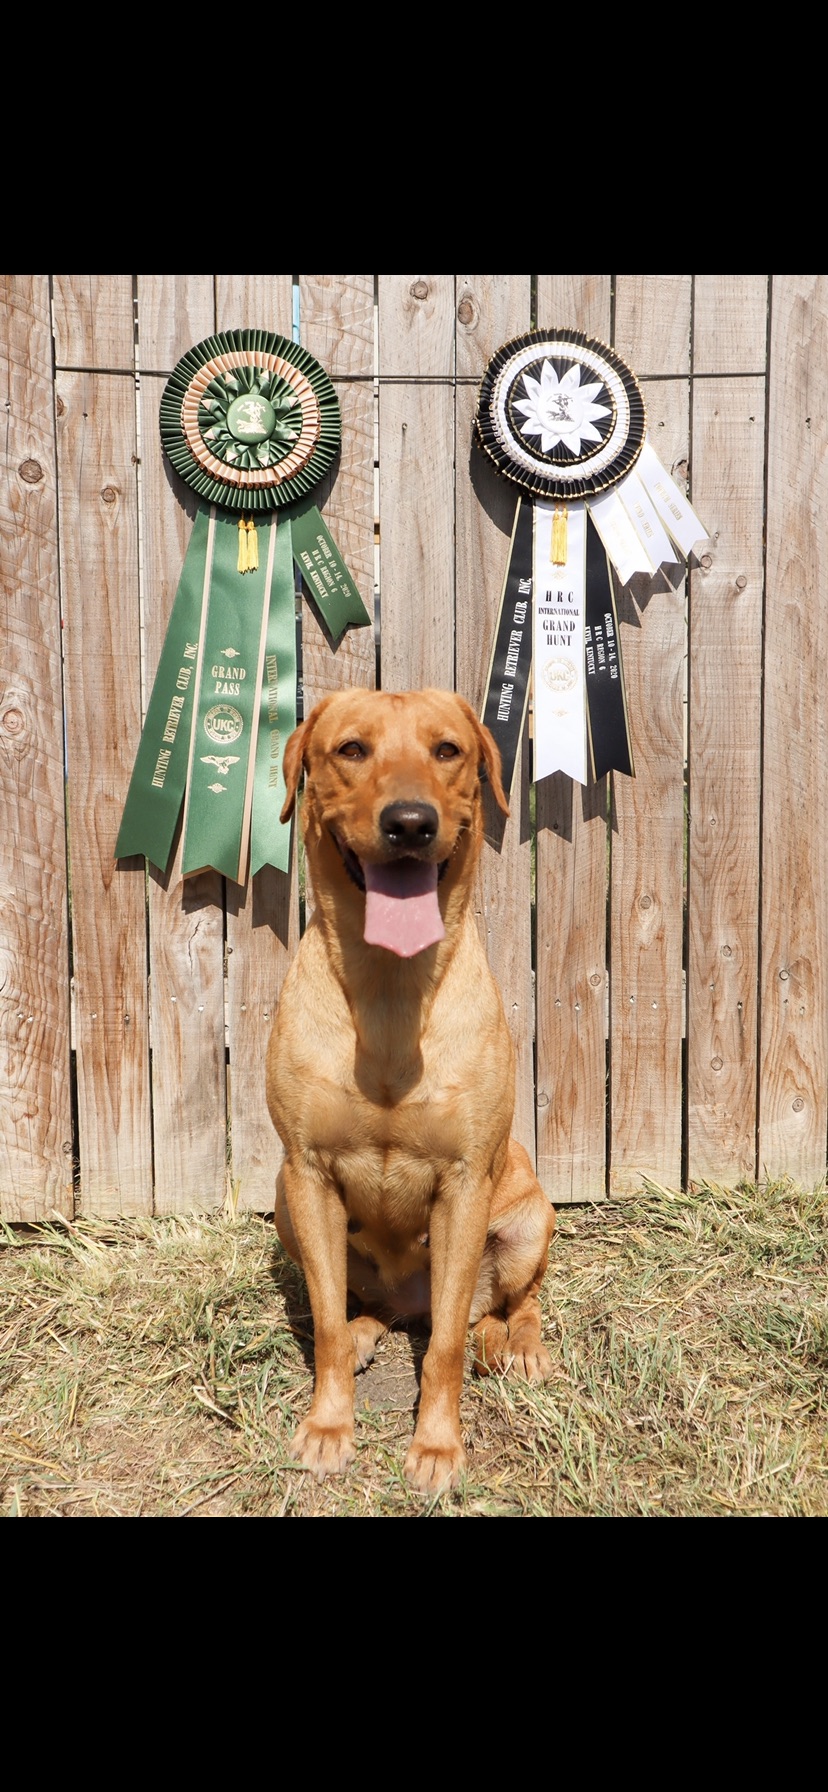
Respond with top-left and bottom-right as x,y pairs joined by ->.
329,830 -> 449,890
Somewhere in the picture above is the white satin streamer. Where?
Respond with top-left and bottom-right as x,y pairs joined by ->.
533,500 -> 588,784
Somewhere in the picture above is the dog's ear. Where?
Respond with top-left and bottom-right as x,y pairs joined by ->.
280,701 -> 332,822
477,722 -> 509,816
279,719 -> 311,822
453,697 -> 510,816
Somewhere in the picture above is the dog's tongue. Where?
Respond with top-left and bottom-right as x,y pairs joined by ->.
362,859 -> 445,957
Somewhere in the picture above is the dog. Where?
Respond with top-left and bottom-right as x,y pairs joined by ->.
265,687 -> 555,1493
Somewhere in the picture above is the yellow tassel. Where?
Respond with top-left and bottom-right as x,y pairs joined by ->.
246,516 -> 259,572
237,516 -> 249,574
552,505 -> 568,566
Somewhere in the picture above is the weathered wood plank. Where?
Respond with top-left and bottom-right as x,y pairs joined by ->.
138,366 -> 228,1215
537,774 -> 611,1204
297,274 -> 378,954
136,278 -> 227,1214
693,277 -> 768,376
54,355 -> 152,1214
609,282 -> 690,1190
377,276 -> 456,690
535,274 -> 613,1202
135,279 -> 215,373
686,363 -> 765,1184
536,275 -> 612,340
615,276 -> 692,376
455,274 -> 535,1159
214,276 -> 286,342
759,275 -> 828,1182
217,275 -> 298,1213
0,275 -> 73,1220
52,275 -> 135,370
299,275 -> 377,707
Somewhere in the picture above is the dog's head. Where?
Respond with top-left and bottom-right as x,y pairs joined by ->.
280,688 -> 508,958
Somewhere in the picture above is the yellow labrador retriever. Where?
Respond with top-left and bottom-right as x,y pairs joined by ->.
266,688 -> 554,1493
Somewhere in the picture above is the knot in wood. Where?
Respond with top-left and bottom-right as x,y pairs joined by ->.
0,685 -> 35,755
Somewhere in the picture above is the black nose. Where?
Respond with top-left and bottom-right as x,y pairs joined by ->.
379,801 -> 439,847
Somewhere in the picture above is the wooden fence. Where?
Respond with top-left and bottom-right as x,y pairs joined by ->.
2,274 -> 827,1223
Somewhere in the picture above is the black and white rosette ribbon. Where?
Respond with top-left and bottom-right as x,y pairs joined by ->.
475,328 -> 711,793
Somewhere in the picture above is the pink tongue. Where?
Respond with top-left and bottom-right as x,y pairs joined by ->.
362,859 -> 445,957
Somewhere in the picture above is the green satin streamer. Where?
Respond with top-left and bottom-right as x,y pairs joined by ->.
291,501 -> 371,638
116,502 -> 370,881
181,510 -> 282,883
250,517 -> 297,876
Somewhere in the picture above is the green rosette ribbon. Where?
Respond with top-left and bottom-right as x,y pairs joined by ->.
116,328 -> 371,883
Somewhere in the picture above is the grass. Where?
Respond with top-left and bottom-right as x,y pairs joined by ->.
1,1175 -> 827,1517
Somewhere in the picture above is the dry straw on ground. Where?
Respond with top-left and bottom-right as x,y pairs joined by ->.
1,1176 -> 826,1517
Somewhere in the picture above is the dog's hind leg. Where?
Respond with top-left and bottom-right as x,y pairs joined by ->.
470,1144 -> 555,1384
472,1271 -> 552,1384
349,1313 -> 387,1370
274,1170 -> 301,1267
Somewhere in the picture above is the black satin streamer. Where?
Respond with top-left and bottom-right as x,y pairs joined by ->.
585,513 -> 634,781
481,497 -> 535,799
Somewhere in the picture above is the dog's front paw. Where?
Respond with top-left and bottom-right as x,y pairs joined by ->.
405,1436 -> 466,1495
292,1417 -> 356,1481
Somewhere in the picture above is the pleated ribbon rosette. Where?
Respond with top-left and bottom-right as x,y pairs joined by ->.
475,328 -> 711,794
116,329 -> 370,883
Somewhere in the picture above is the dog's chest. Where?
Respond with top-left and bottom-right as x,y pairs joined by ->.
334,1137 -> 438,1229
306,1056 -> 469,1230
268,916 -> 513,1224
318,1078 -> 468,1178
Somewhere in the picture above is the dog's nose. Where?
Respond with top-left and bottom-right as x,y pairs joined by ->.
379,801 -> 439,848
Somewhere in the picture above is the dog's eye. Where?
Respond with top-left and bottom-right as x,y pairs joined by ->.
337,740 -> 367,760
434,741 -> 461,760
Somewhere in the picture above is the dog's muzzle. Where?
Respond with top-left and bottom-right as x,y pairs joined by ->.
329,822 -> 451,958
